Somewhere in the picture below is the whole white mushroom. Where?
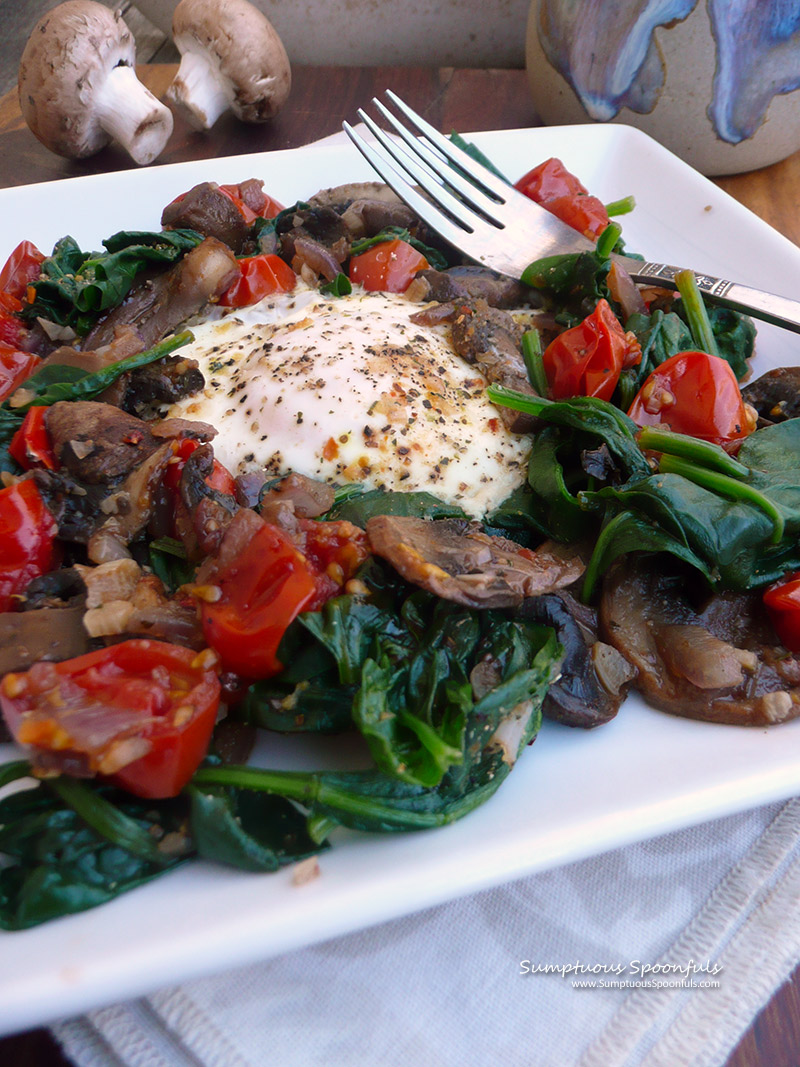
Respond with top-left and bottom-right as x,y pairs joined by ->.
167,0 -> 292,130
17,0 -> 173,165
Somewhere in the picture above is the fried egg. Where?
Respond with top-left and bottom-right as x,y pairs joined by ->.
168,284 -> 531,518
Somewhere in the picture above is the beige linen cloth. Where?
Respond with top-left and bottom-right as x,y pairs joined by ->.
53,797 -> 800,1067
49,130 -> 800,1066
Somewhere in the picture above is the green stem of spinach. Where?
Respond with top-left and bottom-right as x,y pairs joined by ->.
658,453 -> 784,543
638,426 -> 749,478
487,384 -> 639,438
581,510 -> 634,602
605,195 -> 636,217
9,330 -> 194,414
47,777 -> 173,864
521,329 -> 549,396
192,765 -> 497,830
674,270 -> 719,358
596,222 -> 622,260
306,812 -> 338,844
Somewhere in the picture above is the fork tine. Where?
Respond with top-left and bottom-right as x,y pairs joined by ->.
354,109 -> 489,233
384,89 -> 517,205
370,98 -> 507,225
342,120 -> 472,248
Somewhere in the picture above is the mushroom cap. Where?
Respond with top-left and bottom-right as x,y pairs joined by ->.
171,0 -> 291,122
18,0 -> 137,158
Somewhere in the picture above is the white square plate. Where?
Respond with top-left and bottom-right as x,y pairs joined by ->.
1,125 -> 800,1035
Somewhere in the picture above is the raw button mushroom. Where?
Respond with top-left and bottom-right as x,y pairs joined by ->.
167,0 -> 291,130
18,0 -> 173,165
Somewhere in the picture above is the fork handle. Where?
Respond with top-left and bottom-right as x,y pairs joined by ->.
618,257 -> 800,334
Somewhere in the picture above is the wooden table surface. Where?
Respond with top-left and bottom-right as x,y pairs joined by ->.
1,64 -> 799,1067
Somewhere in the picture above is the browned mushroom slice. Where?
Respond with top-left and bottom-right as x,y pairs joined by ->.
161,182 -> 251,253
82,237 -> 239,352
449,299 -> 537,433
366,515 -> 585,608
46,401 -> 160,484
600,557 -> 800,726
87,443 -> 176,563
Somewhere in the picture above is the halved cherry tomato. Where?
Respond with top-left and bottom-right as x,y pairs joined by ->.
349,238 -> 429,293
0,240 -> 45,300
627,351 -> 756,448
201,521 -> 318,678
0,342 -> 40,402
0,292 -> 26,349
218,254 -> 297,308
0,640 -> 221,799
763,573 -> 800,652
163,437 -> 237,496
218,183 -> 284,224
514,158 -> 610,240
0,478 -> 59,611
542,298 -> 641,401
295,517 -> 370,609
8,407 -> 56,471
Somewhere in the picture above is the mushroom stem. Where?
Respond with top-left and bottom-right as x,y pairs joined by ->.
93,64 -> 174,165
169,49 -> 231,130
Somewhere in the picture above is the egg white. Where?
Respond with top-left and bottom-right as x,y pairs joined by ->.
168,284 -> 531,518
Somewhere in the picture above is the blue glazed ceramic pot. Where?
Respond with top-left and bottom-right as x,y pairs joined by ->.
525,0 -> 800,175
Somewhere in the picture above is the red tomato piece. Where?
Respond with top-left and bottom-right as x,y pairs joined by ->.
514,158 -> 588,201
8,407 -> 56,471
763,574 -> 800,652
0,342 -> 40,402
0,240 -> 45,300
218,254 -> 296,308
163,437 -> 237,496
0,640 -> 221,799
627,351 -> 756,448
201,521 -> 318,679
541,193 -> 610,241
349,238 -> 429,293
296,517 -> 370,608
0,478 -> 59,611
542,298 -> 641,402
218,183 -> 284,224
514,158 -> 610,240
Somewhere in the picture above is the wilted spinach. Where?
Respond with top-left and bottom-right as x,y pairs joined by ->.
21,230 -> 204,336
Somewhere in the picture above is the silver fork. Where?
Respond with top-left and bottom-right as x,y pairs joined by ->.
343,91 -> 800,334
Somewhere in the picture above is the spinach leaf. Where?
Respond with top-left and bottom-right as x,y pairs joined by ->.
0,774 -> 188,931
193,624 -> 559,833
447,132 -> 510,182
521,249 -> 612,324
23,230 -> 204,335
319,273 -> 352,297
0,331 -> 193,452
187,787 -> 326,872
327,488 -> 467,527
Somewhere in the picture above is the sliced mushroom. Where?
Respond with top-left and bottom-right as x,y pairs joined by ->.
167,0 -> 291,129
87,443 -> 176,563
600,556 -> 800,726
45,401 -> 159,484
741,367 -> 800,425
82,237 -> 239,352
520,593 -> 635,728
18,1 -> 173,164
449,299 -> 537,433
366,515 -> 585,608
161,182 -> 251,253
